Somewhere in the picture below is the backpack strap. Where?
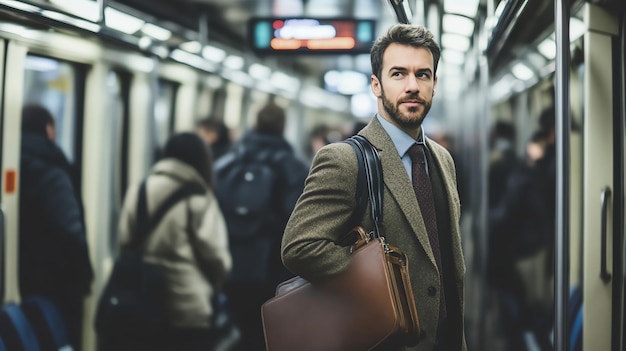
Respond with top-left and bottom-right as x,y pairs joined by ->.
184,200 -> 219,285
344,135 -> 384,238
129,180 -> 205,250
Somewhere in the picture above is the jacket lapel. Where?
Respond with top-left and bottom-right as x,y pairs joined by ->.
360,118 -> 438,268
426,137 -> 465,278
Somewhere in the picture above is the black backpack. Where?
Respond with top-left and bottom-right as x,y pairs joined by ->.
214,145 -> 289,283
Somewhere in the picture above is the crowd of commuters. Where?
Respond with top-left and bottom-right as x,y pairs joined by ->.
487,108 -> 557,351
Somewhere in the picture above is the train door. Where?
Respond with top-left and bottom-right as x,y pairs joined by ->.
1,37 -> 87,306
619,11 -> 626,351
0,37 -> 3,304
0,39 -> 19,306
579,3 -> 623,350
81,66 -> 132,351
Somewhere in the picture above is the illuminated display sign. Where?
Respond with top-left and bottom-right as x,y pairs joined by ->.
248,18 -> 376,54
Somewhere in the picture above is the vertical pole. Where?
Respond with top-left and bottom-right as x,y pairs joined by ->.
620,16 -> 626,351
198,11 -> 208,47
554,0 -> 571,350
478,51 -> 489,351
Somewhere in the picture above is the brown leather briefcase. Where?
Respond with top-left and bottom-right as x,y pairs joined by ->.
261,226 -> 420,351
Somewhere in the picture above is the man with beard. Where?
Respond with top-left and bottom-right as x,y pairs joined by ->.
281,24 -> 466,351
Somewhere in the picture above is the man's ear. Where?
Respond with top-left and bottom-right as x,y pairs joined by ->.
371,75 -> 382,98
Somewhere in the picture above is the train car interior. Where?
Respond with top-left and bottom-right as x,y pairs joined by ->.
0,0 -> 623,350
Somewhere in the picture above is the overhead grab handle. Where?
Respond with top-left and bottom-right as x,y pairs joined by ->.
600,187 -> 612,283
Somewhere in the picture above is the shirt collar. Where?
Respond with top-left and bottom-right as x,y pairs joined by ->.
376,114 -> 425,158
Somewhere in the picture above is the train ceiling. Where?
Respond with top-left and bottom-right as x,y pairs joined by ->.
109,0 -> 488,91
4,0 -> 615,102
111,0 -> 569,86
114,0 -> 399,80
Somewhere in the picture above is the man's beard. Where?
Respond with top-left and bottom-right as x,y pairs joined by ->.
380,85 -> 431,130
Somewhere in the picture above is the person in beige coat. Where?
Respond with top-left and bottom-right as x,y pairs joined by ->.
282,24 -> 466,351
115,132 -> 232,351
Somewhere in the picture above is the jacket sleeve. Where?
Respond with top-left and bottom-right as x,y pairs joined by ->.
192,192 -> 232,287
281,142 -> 360,283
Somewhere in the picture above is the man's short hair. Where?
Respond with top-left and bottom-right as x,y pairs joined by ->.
370,24 -> 441,81
539,107 -> 555,133
22,104 -> 55,137
255,102 -> 285,135
197,117 -> 221,131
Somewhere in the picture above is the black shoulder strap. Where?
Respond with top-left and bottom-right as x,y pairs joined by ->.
130,180 -> 205,249
344,135 -> 384,238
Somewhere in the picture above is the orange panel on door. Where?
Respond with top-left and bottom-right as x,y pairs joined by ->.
4,169 -> 17,194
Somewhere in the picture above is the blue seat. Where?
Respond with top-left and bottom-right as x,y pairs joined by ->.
0,303 -> 41,351
21,296 -> 72,351
568,286 -> 583,351
0,336 -> 7,351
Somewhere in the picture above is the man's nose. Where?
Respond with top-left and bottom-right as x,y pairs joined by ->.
405,75 -> 420,93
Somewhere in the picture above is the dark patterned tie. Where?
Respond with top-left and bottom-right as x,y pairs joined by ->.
407,143 -> 447,320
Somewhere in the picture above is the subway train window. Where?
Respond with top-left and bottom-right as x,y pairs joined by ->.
23,55 -> 78,163
104,70 -> 130,254
153,79 -> 179,160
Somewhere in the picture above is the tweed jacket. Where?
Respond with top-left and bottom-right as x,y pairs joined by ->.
282,117 -> 466,351
118,158 -> 232,328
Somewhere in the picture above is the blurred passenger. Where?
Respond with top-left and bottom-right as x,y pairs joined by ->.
486,120 -> 529,351
196,117 -> 232,161
307,124 -> 330,160
526,130 -> 548,167
487,110 -> 557,351
306,124 -> 345,162
282,24 -> 466,350
346,120 -> 368,137
111,132 -> 232,351
214,101 -> 308,351
430,130 -> 468,206
487,121 -> 520,206
19,104 -> 94,351
525,107 -> 557,351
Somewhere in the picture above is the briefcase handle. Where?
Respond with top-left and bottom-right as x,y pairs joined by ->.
349,226 -> 370,253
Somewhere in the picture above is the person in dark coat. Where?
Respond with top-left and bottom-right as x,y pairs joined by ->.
486,121 -> 529,351
19,104 -> 94,351
216,101 -> 309,351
